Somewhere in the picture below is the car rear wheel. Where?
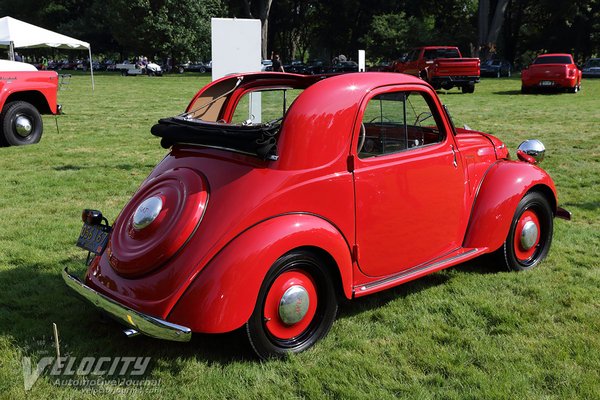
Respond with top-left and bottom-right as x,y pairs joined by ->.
503,192 -> 553,271
0,101 -> 43,146
246,250 -> 338,359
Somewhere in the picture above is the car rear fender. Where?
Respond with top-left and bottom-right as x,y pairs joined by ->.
167,213 -> 353,334
463,161 -> 557,251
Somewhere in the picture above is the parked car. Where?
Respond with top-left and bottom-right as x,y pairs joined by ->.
368,61 -> 393,72
582,58 -> 600,78
328,60 -> 359,73
393,46 -> 480,93
521,53 -> 581,93
261,59 -> 272,71
480,59 -> 512,77
284,60 -> 307,74
0,60 -> 61,146
64,72 -> 570,359
117,62 -> 163,76
177,61 -> 209,74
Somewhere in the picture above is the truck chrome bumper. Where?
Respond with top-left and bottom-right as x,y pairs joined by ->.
62,268 -> 191,342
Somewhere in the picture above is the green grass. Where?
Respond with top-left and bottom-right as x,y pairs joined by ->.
0,73 -> 599,399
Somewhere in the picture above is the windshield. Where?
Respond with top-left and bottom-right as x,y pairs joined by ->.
533,56 -> 572,65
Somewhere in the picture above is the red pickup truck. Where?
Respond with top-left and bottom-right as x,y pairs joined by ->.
393,46 -> 480,93
0,60 -> 61,146
521,53 -> 582,93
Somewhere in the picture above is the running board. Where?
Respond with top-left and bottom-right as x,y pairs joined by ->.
353,247 -> 487,297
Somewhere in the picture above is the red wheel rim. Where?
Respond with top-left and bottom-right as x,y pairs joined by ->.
514,209 -> 541,261
263,269 -> 318,340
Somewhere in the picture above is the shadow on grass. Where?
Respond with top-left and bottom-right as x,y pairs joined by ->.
0,252 -> 507,377
563,201 -> 599,211
493,90 -> 523,95
337,252 -> 506,321
0,260 -> 254,378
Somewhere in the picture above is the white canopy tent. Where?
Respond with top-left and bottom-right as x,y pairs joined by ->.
0,16 -> 94,89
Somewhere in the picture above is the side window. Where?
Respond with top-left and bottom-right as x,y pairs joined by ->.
424,50 -> 437,60
358,91 -> 445,158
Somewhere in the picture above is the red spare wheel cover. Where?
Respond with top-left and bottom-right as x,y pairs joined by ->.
109,167 -> 208,277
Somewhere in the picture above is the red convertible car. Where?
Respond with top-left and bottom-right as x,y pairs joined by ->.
64,72 -> 570,358
521,53 -> 582,93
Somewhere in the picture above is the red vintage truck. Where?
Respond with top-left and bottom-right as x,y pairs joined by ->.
393,46 -> 480,93
0,60 -> 61,146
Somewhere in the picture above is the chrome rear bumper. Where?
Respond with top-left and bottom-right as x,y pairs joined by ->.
62,268 -> 191,342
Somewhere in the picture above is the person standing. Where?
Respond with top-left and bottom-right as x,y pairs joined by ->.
271,52 -> 284,72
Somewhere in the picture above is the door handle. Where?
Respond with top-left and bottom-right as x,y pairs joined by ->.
450,145 -> 458,168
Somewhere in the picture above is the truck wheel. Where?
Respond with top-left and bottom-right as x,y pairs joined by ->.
0,101 -> 43,146
461,83 -> 475,93
246,250 -> 338,359
502,192 -> 553,272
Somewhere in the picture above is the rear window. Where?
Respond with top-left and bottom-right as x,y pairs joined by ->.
423,48 -> 460,60
533,56 -> 572,65
152,86 -> 304,161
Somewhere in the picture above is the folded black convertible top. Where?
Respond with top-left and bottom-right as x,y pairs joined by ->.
151,117 -> 280,160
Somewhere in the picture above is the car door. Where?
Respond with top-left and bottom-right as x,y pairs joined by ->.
402,49 -> 421,76
353,85 -> 468,278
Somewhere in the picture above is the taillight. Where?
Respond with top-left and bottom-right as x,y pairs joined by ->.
568,68 -> 575,77
82,209 -> 105,225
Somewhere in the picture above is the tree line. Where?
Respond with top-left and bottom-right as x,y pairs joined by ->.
1,0 -> 598,67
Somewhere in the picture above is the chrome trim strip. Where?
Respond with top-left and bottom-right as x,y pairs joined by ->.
62,268 -> 192,342
358,248 -> 480,292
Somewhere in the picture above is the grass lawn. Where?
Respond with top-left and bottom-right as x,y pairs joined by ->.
0,72 -> 598,399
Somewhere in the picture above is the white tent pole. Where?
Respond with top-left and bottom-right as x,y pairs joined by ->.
88,47 -> 95,91
9,41 -> 15,61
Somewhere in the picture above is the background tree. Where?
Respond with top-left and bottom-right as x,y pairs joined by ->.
229,0 -> 273,59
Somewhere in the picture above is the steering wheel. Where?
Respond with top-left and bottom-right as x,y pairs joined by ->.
368,116 -> 393,124
414,112 -> 432,126
357,123 -> 366,153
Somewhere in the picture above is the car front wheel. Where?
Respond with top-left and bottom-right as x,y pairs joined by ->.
0,101 -> 43,146
503,192 -> 553,271
246,250 -> 338,359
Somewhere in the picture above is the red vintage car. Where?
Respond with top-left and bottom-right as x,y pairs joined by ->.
64,72 -> 570,358
521,53 -> 582,93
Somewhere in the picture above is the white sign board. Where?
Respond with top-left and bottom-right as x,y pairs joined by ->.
211,18 -> 262,80
211,18 -> 262,121
358,50 -> 366,72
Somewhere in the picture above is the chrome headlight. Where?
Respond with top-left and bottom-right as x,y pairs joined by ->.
517,139 -> 545,164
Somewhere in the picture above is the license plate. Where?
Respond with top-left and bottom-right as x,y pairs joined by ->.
77,223 -> 111,254
539,81 -> 554,86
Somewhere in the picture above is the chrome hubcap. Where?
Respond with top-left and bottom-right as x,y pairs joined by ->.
15,115 -> 33,137
279,285 -> 310,325
132,196 -> 163,230
520,220 -> 539,250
